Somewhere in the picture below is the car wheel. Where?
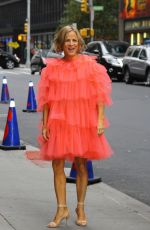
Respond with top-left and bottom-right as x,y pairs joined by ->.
31,66 -> 35,75
146,69 -> 150,86
6,60 -> 15,69
124,68 -> 133,84
117,74 -> 123,82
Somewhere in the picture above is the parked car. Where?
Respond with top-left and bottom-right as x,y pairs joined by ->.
0,49 -> 20,69
30,49 -> 63,74
84,40 -> 129,81
123,45 -> 150,85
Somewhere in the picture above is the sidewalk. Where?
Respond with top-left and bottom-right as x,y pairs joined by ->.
0,143 -> 150,230
19,64 -> 28,68
19,64 -> 30,70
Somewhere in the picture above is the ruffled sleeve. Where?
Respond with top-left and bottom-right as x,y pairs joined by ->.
89,57 -> 112,106
37,66 -> 50,111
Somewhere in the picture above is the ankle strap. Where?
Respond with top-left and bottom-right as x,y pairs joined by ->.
58,204 -> 67,208
77,202 -> 84,206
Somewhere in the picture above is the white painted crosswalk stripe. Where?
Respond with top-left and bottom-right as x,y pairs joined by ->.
0,114 -> 7,118
0,71 -> 19,75
0,67 -> 35,76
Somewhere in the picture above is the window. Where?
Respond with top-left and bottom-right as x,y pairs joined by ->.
86,43 -> 96,52
103,41 -> 129,56
132,49 -> 141,57
139,49 -> 147,59
86,43 -> 101,55
126,48 -> 133,56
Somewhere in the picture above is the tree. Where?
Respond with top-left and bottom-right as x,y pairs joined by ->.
59,0 -> 119,40
59,0 -> 89,30
94,0 -> 119,39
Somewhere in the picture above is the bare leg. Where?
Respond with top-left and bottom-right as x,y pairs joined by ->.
52,159 -> 66,205
48,159 -> 69,228
75,157 -> 88,226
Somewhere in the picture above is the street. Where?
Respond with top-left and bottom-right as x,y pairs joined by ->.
0,66 -> 150,206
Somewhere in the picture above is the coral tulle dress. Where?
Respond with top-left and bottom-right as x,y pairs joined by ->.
28,54 -> 113,162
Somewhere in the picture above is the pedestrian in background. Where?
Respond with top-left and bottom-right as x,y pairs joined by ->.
37,25 -> 112,228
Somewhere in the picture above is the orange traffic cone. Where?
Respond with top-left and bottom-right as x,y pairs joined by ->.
22,81 -> 37,112
0,98 -> 26,150
66,160 -> 101,185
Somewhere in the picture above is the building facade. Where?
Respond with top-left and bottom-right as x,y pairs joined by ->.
119,0 -> 150,45
0,0 -> 67,62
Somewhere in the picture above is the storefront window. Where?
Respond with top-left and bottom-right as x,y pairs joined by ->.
32,32 -> 54,50
130,33 -> 135,45
137,33 -> 141,45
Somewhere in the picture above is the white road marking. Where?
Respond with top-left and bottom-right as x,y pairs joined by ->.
0,114 -> 7,118
0,67 -> 39,77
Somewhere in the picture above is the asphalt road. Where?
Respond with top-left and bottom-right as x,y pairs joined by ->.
0,67 -> 150,206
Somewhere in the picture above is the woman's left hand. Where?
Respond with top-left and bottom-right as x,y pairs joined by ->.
42,126 -> 50,141
97,122 -> 105,135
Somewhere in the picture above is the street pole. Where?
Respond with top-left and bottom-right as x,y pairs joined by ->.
89,0 -> 94,42
26,0 -> 31,68
118,0 -> 124,41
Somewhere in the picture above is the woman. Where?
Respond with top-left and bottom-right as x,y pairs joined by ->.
37,25 -> 112,228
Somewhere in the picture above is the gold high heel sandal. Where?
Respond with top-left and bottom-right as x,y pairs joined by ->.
47,205 -> 70,228
75,202 -> 87,227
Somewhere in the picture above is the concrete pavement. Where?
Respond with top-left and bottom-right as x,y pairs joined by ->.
0,140 -> 150,229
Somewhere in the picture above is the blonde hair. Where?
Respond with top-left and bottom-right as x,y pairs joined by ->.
53,25 -> 85,53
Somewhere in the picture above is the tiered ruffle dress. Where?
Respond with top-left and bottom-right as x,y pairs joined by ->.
37,54 -> 112,161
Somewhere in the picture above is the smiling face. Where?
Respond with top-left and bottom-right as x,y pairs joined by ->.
63,31 -> 79,59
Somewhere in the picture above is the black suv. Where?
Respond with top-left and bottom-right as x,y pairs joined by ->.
123,45 -> 150,85
0,49 -> 20,69
85,41 -> 129,81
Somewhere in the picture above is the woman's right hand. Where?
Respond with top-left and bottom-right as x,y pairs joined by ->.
42,126 -> 50,141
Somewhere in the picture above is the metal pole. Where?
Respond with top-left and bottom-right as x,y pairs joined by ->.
26,0 -> 31,67
118,0 -> 124,41
89,0 -> 94,42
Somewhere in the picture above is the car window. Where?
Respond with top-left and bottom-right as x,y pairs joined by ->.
46,51 -> 62,58
126,47 -> 134,56
97,44 -> 102,55
92,44 -> 99,52
86,43 -> 97,52
41,50 -> 49,57
139,49 -> 147,59
103,41 -> 129,56
33,49 -> 48,58
86,43 -> 93,52
86,43 -> 101,56
132,49 -> 141,57
33,53 -> 40,58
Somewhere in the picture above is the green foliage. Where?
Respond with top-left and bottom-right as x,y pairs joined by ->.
93,0 -> 119,39
59,0 -> 89,30
59,0 -> 119,40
